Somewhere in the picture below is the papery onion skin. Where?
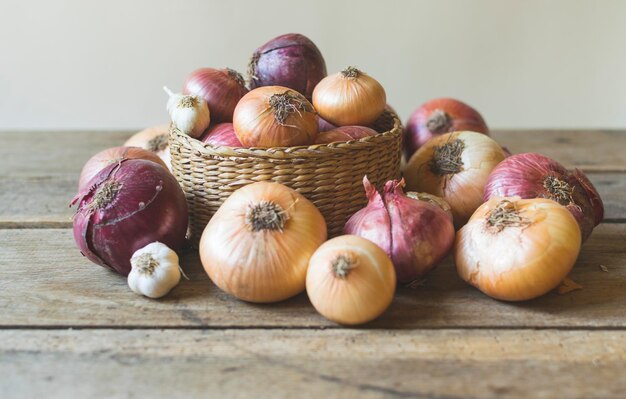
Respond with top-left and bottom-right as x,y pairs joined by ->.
248,33 -> 327,100
183,68 -> 249,123
200,123 -> 243,147
483,153 -> 603,241
312,67 -> 386,126
315,125 -> 377,144
306,235 -> 396,325
124,125 -> 172,171
455,197 -> 581,301
233,86 -> 318,147
404,98 -> 489,161
72,159 -> 189,276
406,191 -> 453,221
78,146 -> 167,191
199,182 -> 327,303
404,131 -> 506,228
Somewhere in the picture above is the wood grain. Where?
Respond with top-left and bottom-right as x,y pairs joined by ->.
1,224 -> 624,329
2,329 -> 625,399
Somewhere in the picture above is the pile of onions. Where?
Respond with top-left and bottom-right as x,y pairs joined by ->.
200,123 -> 242,147
124,125 -> 172,170
78,146 -> 166,191
199,181 -> 327,303
404,98 -> 489,160
315,125 -> 377,144
344,177 -> 455,283
248,33 -> 327,100
306,235 -> 396,325
404,131 -> 507,227
484,153 -> 603,241
233,86 -> 318,147
72,159 -> 188,276
313,66 -> 386,126
183,68 -> 248,123
455,197 -> 581,301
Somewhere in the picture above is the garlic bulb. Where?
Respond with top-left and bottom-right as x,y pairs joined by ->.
164,86 -> 210,138
127,242 -> 181,298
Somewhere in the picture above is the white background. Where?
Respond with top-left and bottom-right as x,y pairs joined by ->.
1,0 -> 625,130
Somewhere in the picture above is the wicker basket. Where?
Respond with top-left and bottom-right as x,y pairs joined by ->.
169,111 -> 403,242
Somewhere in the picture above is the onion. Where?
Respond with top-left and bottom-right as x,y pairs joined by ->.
455,197 -> 581,301
71,159 -> 188,276
200,123 -> 243,147
313,66 -> 386,126
306,235 -> 396,325
405,192 -> 453,220
344,177 -> 455,283
315,125 -> 377,144
183,68 -> 248,123
233,86 -> 318,147
404,98 -> 489,160
78,146 -> 167,191
248,33 -> 327,100
199,181 -> 327,303
404,131 -> 507,227
124,125 -> 171,171
483,153 -> 604,241
317,116 -> 337,132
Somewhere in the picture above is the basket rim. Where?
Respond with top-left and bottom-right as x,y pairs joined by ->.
169,115 -> 402,159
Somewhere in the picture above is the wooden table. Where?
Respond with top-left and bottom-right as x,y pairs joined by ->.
1,130 -> 625,398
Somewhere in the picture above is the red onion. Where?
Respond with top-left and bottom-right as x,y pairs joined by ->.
344,176 -> 455,283
405,98 -> 488,161
183,68 -> 248,123
247,33 -> 327,99
315,125 -> 377,144
200,123 -> 243,147
78,146 -> 167,191
484,153 -> 604,241
317,116 -> 336,132
72,159 -> 188,276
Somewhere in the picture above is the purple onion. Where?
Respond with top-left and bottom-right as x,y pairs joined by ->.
317,116 -> 337,132
247,33 -> 327,99
72,159 -> 189,276
315,125 -> 377,144
201,123 -> 243,147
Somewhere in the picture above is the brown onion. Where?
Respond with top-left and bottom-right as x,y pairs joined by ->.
248,33 -> 327,100
200,123 -> 242,148
233,86 -> 317,147
315,125 -> 377,144
483,153 -> 603,241
124,125 -> 171,171
183,68 -> 248,123
344,177 -> 455,283
404,98 -> 489,160
78,146 -> 167,191
72,159 -> 188,276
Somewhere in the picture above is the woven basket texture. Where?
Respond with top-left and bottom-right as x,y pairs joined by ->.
169,110 -> 403,242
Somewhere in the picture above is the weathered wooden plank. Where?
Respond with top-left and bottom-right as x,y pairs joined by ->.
1,130 -> 624,177
491,129 -> 626,172
1,329 -> 625,399
1,172 -> 624,228
1,224 -> 624,328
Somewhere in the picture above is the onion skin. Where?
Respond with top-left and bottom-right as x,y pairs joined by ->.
405,98 -> 488,161
483,153 -> 603,241
404,131 -> 506,228
248,33 -> 327,100
344,177 -> 455,283
200,123 -> 243,148
306,235 -> 396,325
200,182 -> 327,303
455,197 -> 581,301
315,125 -> 377,144
183,68 -> 248,123
124,125 -> 171,171
72,159 -> 188,276
233,86 -> 318,147
78,146 -> 166,191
